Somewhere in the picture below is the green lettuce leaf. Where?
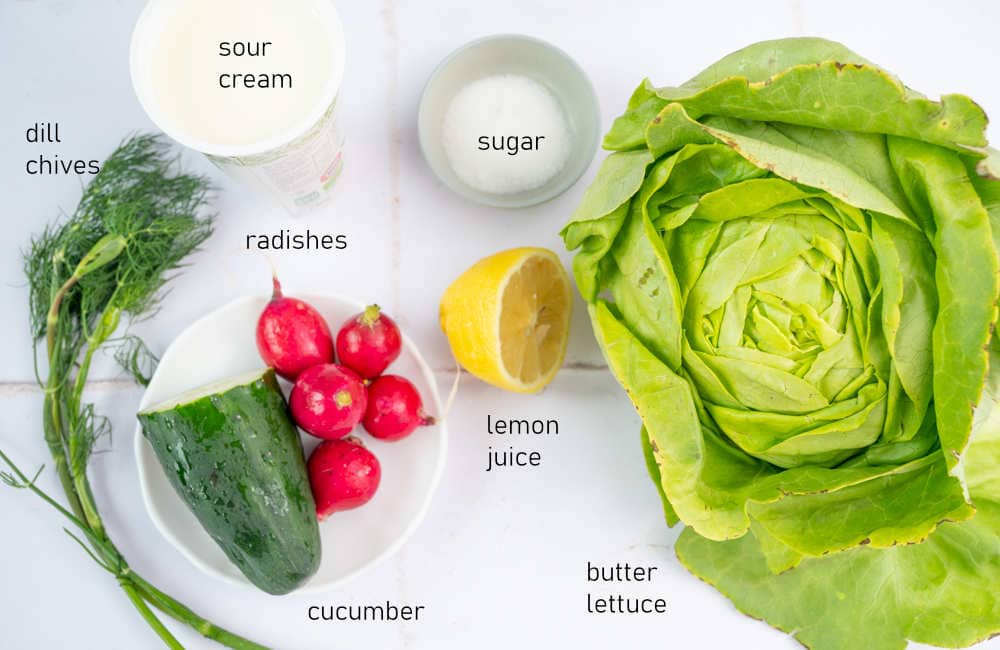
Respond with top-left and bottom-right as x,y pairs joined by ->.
676,384 -> 1000,650
563,37 -> 1000,650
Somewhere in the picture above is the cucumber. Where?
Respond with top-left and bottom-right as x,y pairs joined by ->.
138,368 -> 321,595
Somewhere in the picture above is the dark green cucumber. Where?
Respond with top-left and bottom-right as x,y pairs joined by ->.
138,368 -> 321,595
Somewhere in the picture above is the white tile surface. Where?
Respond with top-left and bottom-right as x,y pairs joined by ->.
1,1 -> 998,649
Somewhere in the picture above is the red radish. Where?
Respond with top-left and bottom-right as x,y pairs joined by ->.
363,375 -> 436,441
308,437 -> 381,519
335,305 -> 402,379
290,364 -> 367,439
256,275 -> 334,380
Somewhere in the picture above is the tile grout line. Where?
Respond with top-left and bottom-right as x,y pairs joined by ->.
380,4 -> 411,650
0,379 -> 140,394
791,0 -> 804,35
0,363 -> 611,395
383,0 -> 402,314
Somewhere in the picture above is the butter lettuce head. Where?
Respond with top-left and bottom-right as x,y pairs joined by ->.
563,38 -> 1000,650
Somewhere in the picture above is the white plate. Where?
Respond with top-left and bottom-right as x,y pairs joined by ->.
134,295 -> 447,593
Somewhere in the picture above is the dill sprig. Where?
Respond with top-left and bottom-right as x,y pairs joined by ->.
3,134 -> 269,650
26,133 -> 212,338
114,335 -> 160,387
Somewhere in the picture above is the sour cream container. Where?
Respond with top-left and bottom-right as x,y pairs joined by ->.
130,0 -> 347,214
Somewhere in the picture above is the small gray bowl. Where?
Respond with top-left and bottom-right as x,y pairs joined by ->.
418,34 -> 601,209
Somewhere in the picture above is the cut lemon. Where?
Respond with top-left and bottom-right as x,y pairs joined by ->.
440,247 -> 572,394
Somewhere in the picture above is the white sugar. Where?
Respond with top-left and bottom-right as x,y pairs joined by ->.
441,74 -> 571,196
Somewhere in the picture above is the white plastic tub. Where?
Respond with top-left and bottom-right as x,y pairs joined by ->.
130,0 -> 347,214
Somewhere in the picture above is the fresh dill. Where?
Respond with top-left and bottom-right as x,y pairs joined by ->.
3,134 -> 268,649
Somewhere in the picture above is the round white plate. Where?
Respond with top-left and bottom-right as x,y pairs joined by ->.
134,295 -> 447,593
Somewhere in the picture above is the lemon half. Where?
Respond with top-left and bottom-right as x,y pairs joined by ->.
440,247 -> 572,394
